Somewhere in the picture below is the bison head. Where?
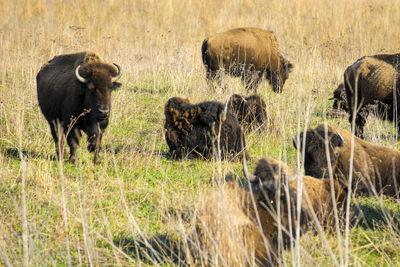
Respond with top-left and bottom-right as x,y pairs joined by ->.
75,62 -> 122,124
329,83 -> 348,112
293,124 -> 345,178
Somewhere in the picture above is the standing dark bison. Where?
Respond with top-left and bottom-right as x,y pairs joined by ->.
164,97 -> 245,160
36,51 -> 122,164
344,53 -> 400,138
293,123 -> 400,197
228,94 -> 268,131
201,27 -> 293,93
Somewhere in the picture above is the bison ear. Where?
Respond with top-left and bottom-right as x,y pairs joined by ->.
331,132 -> 345,148
112,82 -> 122,90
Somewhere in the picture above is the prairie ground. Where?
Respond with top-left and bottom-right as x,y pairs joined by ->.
1,0 -> 400,265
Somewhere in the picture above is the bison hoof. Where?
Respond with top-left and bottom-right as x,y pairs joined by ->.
68,155 -> 77,164
93,157 -> 100,165
87,143 -> 96,152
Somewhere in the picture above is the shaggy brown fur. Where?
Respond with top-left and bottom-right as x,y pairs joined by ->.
228,94 -> 268,131
192,182 -> 277,266
329,83 -> 348,112
36,51 -> 122,164
202,27 -> 293,93
293,123 -> 400,197
251,157 -> 347,229
344,53 -> 400,137
164,97 -> 245,160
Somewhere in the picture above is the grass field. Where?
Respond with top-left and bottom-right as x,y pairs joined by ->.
1,0 -> 400,265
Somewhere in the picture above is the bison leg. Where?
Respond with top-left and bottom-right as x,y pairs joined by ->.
241,71 -> 262,93
66,128 -> 81,164
50,120 -> 65,161
350,106 -> 369,138
87,127 -> 103,164
265,70 -> 282,93
205,69 -> 218,91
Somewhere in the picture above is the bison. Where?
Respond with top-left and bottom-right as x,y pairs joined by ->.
228,94 -> 268,131
201,27 -> 293,93
329,83 -> 348,112
36,51 -> 122,164
243,156 -> 347,235
293,123 -> 400,197
164,96 -> 245,160
344,53 -> 400,138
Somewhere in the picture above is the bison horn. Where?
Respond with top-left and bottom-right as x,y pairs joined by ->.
328,97 -> 337,100
220,95 -> 232,122
337,132 -> 345,145
111,63 -> 122,82
242,153 -> 257,182
75,65 -> 87,83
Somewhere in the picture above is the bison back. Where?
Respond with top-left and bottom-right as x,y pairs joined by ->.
205,27 -> 281,72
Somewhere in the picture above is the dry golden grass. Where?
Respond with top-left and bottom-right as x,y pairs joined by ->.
1,0 -> 400,266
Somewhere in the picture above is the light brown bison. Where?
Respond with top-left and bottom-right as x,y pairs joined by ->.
36,52 -> 122,164
228,94 -> 268,131
293,123 -> 400,197
243,156 -> 347,233
201,27 -> 293,93
344,53 -> 400,138
164,96 -> 245,160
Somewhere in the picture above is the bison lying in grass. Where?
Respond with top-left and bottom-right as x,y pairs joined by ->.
202,27 -> 293,93
293,123 -> 400,197
164,97 -> 245,160
193,155 -> 347,266
243,156 -> 347,234
344,53 -> 400,138
36,51 -> 122,164
228,94 -> 268,132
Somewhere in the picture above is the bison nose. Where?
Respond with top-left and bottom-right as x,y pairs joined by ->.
98,108 -> 110,120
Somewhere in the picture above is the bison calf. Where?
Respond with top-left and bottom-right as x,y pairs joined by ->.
164,97 -> 245,160
228,94 -> 268,131
293,123 -> 400,197
36,51 -> 122,164
202,27 -> 293,93
344,53 -> 400,138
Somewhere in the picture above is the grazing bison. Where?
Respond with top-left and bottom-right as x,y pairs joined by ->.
36,51 -> 122,164
243,156 -> 347,234
228,94 -> 268,131
293,123 -> 400,197
201,27 -> 293,93
329,83 -> 348,112
344,53 -> 400,138
164,97 -> 245,160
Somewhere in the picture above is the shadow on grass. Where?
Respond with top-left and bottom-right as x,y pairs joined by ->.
354,200 -> 400,230
3,148 -> 55,161
115,234 -> 188,266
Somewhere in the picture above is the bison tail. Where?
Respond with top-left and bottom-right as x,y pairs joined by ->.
201,39 -> 209,66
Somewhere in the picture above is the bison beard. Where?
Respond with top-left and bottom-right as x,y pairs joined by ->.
164,97 -> 245,160
36,51 -> 122,164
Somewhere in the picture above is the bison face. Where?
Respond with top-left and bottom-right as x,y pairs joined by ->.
293,125 -> 345,178
76,63 -> 122,123
329,83 -> 348,112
